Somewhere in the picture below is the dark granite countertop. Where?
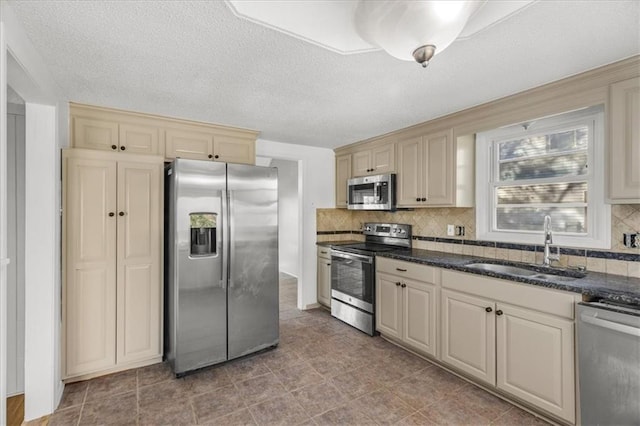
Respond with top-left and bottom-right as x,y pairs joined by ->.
317,241 -> 640,307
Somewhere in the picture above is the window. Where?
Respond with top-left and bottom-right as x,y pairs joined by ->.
476,106 -> 610,249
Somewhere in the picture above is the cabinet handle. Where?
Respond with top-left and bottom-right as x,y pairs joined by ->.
119,211 -> 125,216
485,307 -> 492,313
401,283 -> 407,288
395,282 -> 401,286
496,310 -> 503,316
214,155 -> 219,159
111,145 -> 117,150
396,268 -> 407,272
208,154 -> 213,159
320,251 -> 327,254
108,212 -> 115,217
120,146 -> 126,151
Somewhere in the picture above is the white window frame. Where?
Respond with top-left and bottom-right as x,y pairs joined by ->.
476,106 -> 610,249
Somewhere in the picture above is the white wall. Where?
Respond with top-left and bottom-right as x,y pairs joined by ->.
271,159 -> 299,277
1,2 -> 64,422
256,140 -> 334,309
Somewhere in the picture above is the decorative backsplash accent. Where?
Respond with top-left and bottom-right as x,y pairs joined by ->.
316,206 -> 640,278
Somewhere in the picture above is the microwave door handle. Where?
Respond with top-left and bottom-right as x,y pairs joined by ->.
375,183 -> 381,202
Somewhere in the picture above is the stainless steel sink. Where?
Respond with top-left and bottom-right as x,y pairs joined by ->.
465,263 -> 539,276
464,262 -> 585,281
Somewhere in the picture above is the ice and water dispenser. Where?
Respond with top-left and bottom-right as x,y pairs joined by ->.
190,213 -> 217,256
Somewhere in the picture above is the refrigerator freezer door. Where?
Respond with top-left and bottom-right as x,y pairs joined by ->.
168,159 -> 228,374
227,163 -> 279,360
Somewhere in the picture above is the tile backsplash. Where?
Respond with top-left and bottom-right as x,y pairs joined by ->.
316,205 -> 640,278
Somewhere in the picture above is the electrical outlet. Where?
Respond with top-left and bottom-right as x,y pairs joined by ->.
447,224 -> 455,236
623,232 -> 639,248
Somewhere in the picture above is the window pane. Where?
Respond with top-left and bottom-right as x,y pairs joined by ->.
496,207 -> 586,232
499,128 -> 588,161
499,151 -> 587,181
497,182 -> 587,204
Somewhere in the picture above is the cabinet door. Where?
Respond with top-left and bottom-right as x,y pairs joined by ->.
165,128 -> 213,160
403,279 -> 437,357
396,136 -> 423,206
376,273 -> 402,339
609,77 -> 640,202
424,130 -> 454,205
213,135 -> 255,164
119,123 -> 162,156
317,256 -> 332,307
65,157 -> 117,376
441,289 -> 495,385
352,150 -> 372,177
335,154 -> 352,207
371,143 -> 395,174
74,117 -> 119,152
496,304 -> 575,423
116,161 -> 162,364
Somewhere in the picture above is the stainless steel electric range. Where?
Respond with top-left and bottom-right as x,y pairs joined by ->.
330,222 -> 412,335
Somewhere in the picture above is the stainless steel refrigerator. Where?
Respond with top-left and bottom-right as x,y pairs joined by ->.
164,159 -> 279,376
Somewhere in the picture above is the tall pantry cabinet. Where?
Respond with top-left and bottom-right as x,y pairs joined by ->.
63,149 -> 163,380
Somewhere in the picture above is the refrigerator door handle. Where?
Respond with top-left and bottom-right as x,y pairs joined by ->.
221,190 -> 228,290
227,190 -> 234,289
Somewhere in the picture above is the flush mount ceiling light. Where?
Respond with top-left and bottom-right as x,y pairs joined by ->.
354,0 -> 484,67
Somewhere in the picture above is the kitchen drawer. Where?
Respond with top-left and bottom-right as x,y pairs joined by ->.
377,257 -> 439,284
317,246 -> 331,260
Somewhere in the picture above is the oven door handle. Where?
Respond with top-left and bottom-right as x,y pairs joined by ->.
330,250 -> 374,264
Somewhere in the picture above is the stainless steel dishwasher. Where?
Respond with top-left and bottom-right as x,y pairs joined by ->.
577,301 -> 640,425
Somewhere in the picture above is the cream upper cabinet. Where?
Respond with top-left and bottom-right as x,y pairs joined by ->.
397,130 -> 455,207
376,258 -> 438,357
70,103 -> 257,164
441,269 -> 576,424
119,123 -> 163,155
165,128 -> 214,160
317,247 -> 332,307
165,128 -> 255,164
63,149 -> 163,380
335,154 -> 352,208
352,142 -> 395,177
608,77 -> 640,203
214,134 -> 255,164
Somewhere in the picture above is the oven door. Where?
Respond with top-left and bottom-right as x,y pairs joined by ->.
330,250 -> 374,313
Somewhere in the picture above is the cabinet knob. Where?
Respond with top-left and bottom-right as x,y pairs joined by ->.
395,282 -> 401,286
485,307 -> 492,313
120,146 -> 126,151
421,197 -> 427,202
401,283 -> 407,288
416,197 -> 420,202
214,154 -> 220,159
326,263 -> 331,266
496,310 -> 503,316
108,212 -> 115,217
111,145 -> 117,150
119,211 -> 125,216
208,154 -> 213,159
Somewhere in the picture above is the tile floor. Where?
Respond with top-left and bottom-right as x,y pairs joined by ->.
49,273 -> 550,425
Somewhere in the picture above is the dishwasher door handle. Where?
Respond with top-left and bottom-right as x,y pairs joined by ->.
580,313 -> 640,337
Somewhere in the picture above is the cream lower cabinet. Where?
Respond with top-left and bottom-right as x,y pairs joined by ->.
441,270 -> 576,423
376,258 -> 438,357
317,247 -> 332,307
63,149 -> 163,380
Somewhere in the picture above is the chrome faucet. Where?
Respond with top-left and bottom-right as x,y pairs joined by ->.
543,215 -> 560,266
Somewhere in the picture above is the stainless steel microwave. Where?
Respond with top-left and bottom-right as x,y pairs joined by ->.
347,173 -> 396,211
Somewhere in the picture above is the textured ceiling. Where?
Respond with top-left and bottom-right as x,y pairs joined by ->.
7,0 -> 640,149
